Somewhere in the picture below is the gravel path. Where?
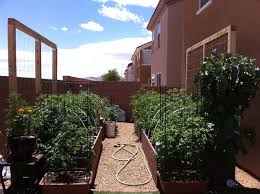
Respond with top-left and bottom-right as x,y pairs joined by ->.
93,122 -> 159,193
236,166 -> 260,189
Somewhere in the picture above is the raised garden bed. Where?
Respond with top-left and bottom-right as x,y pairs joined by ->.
157,171 -> 208,194
90,129 -> 103,183
140,130 -> 157,185
39,128 -> 103,194
39,171 -> 93,194
140,130 -> 209,194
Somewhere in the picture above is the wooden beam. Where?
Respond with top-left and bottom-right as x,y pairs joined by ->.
186,25 -> 235,53
228,30 -> 237,53
8,18 -> 57,49
35,39 -> 42,96
8,18 -> 17,93
52,48 -> 57,94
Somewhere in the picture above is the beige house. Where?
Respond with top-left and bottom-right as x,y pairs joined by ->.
148,0 -> 184,87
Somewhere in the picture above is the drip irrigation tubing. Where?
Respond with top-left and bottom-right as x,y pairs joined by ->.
111,133 -> 152,186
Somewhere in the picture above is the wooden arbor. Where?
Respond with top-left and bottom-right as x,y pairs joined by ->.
8,18 -> 58,95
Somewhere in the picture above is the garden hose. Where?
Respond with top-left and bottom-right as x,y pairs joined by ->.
111,133 -> 152,186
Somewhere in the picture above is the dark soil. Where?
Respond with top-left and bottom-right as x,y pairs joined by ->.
44,171 -> 91,184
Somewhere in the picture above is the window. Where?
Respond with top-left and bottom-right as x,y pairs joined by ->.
197,0 -> 212,14
156,73 -> 161,86
157,22 -> 161,48
200,0 -> 210,8
151,74 -> 156,86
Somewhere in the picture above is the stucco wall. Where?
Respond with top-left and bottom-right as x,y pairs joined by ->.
167,0 -> 184,87
151,6 -> 168,85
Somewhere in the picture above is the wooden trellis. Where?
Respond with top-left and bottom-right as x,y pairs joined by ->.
8,18 -> 58,95
185,25 -> 237,93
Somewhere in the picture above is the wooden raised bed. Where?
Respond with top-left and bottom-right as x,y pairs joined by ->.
140,131 -> 157,186
39,128 -> 103,194
90,129 -> 103,183
140,131 -> 208,194
157,171 -> 208,194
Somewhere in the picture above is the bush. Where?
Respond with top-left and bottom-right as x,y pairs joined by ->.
194,53 -> 260,156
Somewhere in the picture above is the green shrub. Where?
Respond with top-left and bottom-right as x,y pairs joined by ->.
194,53 -> 259,156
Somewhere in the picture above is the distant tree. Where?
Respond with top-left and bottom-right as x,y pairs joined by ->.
102,69 -> 121,81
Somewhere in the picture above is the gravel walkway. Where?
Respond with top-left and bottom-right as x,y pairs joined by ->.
93,122 -> 159,193
236,166 -> 260,189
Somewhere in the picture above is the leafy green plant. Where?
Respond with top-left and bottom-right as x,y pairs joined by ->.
7,92 -> 34,137
194,53 -> 260,157
131,90 -> 160,136
153,90 -> 214,178
33,91 -> 114,171
132,89 -> 214,180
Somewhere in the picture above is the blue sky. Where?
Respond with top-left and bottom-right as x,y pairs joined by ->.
0,0 -> 158,79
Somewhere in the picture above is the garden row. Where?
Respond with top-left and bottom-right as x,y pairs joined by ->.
6,91 -> 117,194
132,53 -> 260,194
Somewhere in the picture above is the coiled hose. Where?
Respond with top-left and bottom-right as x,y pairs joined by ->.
111,133 -> 152,186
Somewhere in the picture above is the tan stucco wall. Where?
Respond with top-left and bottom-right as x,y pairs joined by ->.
167,0 -> 184,87
151,6 -> 169,86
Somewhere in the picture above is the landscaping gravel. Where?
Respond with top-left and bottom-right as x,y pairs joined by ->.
236,166 -> 260,189
93,122 -> 159,193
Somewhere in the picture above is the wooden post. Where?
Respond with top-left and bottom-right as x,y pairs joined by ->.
8,18 -> 17,94
228,30 -> 237,53
52,48 -> 57,94
35,39 -> 41,96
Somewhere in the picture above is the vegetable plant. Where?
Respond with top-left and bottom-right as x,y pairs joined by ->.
7,92 -> 34,137
33,91 -> 114,172
132,89 -> 215,181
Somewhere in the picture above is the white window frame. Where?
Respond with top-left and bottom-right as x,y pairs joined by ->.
197,0 -> 212,15
151,74 -> 156,86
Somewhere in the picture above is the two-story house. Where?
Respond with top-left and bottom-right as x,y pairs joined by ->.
148,0 -> 260,178
130,42 -> 152,86
124,63 -> 134,81
148,0 -> 184,87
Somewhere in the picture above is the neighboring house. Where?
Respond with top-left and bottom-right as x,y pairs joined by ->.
148,0 -> 184,87
124,63 -> 134,81
131,42 -> 152,86
148,0 -> 260,178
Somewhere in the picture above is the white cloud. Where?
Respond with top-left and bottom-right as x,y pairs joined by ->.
94,0 -> 159,8
143,21 -> 149,29
50,26 -> 58,31
80,21 -> 104,32
0,37 -> 152,79
98,4 -> 142,23
61,27 -> 69,32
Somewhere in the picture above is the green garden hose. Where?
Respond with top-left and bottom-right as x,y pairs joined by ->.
111,134 -> 152,186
